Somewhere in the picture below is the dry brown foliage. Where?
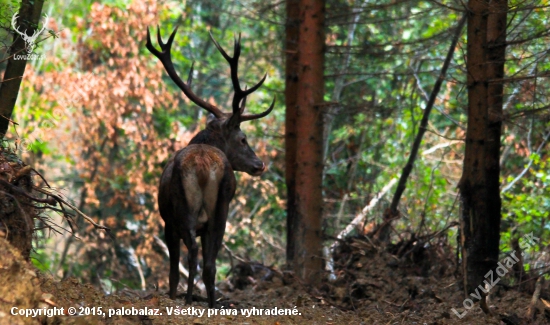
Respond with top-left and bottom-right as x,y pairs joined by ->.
6,0 -> 284,291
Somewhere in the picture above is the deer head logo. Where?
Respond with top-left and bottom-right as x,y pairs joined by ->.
11,13 -> 49,54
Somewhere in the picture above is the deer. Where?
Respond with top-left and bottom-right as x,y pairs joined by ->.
146,26 -> 275,308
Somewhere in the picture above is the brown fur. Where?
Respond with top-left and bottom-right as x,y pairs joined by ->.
180,146 -> 225,191
176,145 -> 226,229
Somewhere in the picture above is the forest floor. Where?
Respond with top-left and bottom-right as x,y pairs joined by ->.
1,233 -> 549,325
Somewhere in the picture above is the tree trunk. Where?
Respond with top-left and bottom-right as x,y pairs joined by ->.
292,0 -> 325,282
285,0 -> 300,266
459,0 -> 506,295
0,0 -> 46,137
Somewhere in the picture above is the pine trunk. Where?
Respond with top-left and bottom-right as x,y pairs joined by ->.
460,0 -> 507,295
292,0 -> 325,282
285,0 -> 300,265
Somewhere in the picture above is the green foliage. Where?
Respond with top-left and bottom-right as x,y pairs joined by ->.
6,0 -> 549,292
31,246 -> 56,273
503,155 -> 550,250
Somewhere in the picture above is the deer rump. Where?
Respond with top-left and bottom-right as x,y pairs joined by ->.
159,144 -> 236,236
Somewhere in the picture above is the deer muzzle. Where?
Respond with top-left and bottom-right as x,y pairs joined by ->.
250,162 -> 266,176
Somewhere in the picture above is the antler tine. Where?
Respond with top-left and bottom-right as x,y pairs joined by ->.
156,25 -> 166,47
233,33 -> 242,62
209,30 -> 232,62
240,96 -> 276,122
146,26 -> 225,118
145,28 -> 161,57
242,73 -> 267,96
210,31 -> 273,123
239,85 -> 248,114
209,31 -> 245,114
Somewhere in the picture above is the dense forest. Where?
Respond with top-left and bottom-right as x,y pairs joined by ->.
0,0 -> 549,324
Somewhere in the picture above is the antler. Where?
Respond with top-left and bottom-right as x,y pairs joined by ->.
208,31 -> 275,123
146,26 -> 225,118
146,27 -> 275,123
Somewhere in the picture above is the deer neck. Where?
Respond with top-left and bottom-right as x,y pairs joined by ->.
189,128 -> 228,155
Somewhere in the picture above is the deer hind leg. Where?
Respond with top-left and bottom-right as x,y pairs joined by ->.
199,222 -> 218,307
200,229 -> 217,308
201,177 -> 230,308
172,191 -> 200,304
200,196 -> 218,307
177,174 -> 204,305
180,228 -> 198,305
176,202 -> 200,305
165,226 -> 180,300
200,172 -> 223,307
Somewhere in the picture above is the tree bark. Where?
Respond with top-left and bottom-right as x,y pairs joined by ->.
0,0 -> 46,137
292,0 -> 325,282
459,0 -> 506,295
285,0 -> 300,266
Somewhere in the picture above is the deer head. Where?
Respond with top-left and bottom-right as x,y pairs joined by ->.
146,27 -> 275,175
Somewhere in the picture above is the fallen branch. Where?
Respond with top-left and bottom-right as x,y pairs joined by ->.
335,178 -> 398,241
395,222 -> 459,261
480,294 -> 492,315
130,248 -> 146,291
326,178 -> 397,279
34,186 -> 110,232
0,179 -> 56,205
223,242 -> 248,264
526,276 -> 544,320
29,167 -> 51,188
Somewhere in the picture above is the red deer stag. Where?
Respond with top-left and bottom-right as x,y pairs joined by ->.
146,26 -> 275,308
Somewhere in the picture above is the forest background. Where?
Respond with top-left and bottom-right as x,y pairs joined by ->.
0,0 -> 549,295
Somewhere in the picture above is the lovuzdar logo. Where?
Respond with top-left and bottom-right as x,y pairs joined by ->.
11,13 -> 49,60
